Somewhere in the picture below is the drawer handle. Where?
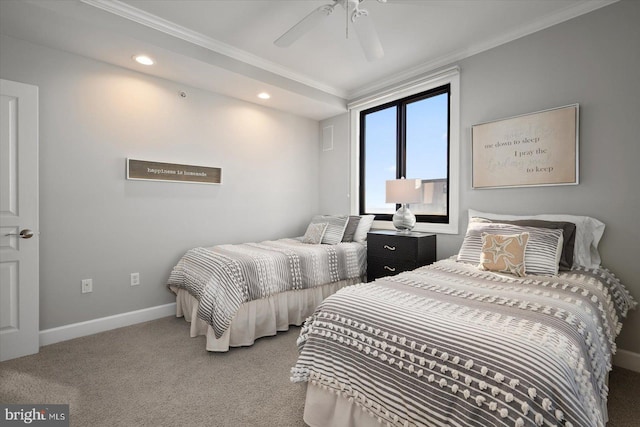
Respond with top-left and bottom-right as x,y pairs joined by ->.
383,266 -> 396,272
383,245 -> 396,251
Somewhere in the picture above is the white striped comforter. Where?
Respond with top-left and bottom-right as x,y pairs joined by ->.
167,238 -> 366,338
291,258 -> 636,427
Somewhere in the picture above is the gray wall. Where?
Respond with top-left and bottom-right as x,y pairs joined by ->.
319,115 -> 351,214
0,35 -> 320,330
320,0 -> 640,353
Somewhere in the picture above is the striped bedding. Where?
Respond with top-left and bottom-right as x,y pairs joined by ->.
167,238 -> 366,339
291,258 -> 636,427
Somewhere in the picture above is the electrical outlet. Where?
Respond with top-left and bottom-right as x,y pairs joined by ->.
130,272 -> 140,286
81,279 -> 93,294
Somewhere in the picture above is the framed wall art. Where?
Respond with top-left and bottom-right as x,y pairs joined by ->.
126,159 -> 222,184
471,104 -> 579,189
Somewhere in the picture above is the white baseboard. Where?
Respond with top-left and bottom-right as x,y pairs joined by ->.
39,303 -> 177,347
613,349 -> 640,373
37,305 -> 640,374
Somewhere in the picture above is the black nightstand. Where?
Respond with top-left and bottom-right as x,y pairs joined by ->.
367,230 -> 436,282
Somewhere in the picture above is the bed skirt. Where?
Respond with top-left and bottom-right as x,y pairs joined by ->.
303,383 -> 380,427
170,276 -> 363,352
303,376 -> 611,427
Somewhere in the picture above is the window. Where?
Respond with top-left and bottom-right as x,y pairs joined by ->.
349,67 -> 459,234
360,85 -> 450,223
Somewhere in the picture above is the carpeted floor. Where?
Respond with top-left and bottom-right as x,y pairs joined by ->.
1,316 -> 638,426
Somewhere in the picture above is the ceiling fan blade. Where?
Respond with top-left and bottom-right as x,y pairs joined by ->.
274,3 -> 335,48
352,11 -> 384,61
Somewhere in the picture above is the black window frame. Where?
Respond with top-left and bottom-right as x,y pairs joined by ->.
358,83 -> 451,224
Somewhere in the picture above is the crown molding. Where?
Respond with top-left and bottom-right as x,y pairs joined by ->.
80,0 -> 617,109
80,0 -> 348,99
348,66 -> 460,110
347,0 -> 619,100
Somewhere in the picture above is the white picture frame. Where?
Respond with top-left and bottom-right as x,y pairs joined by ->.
471,104 -> 579,189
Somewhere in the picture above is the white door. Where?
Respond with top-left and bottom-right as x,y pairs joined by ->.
0,79 -> 39,361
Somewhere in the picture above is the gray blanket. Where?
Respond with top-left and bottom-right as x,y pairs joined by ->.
291,258 -> 636,427
168,238 -> 366,338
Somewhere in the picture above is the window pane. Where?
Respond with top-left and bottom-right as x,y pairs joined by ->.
364,106 -> 397,214
405,93 -> 448,216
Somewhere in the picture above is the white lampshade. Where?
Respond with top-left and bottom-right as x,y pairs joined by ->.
386,179 -> 422,204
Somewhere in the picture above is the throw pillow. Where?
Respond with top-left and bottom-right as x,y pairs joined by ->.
472,217 -> 575,271
353,215 -> 375,243
479,232 -> 529,277
302,222 -> 327,244
468,209 -> 604,269
310,215 -> 349,245
458,220 -> 564,276
341,216 -> 361,242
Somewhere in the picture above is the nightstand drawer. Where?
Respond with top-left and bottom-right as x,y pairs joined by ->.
367,233 -> 416,259
367,256 -> 416,281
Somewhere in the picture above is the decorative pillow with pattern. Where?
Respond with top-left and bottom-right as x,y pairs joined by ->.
458,220 -> 564,276
472,217 -> 576,271
479,232 -> 529,277
302,222 -> 328,244
468,209 -> 604,269
310,215 -> 349,244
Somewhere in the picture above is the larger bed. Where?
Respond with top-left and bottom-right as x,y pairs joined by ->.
291,211 -> 637,427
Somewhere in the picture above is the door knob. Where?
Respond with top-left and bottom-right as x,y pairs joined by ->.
4,229 -> 34,239
19,229 -> 34,239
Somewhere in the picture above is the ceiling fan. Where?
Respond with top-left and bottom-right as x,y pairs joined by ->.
274,0 -> 388,62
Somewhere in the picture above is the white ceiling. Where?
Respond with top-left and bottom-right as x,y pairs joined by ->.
0,0 -> 617,120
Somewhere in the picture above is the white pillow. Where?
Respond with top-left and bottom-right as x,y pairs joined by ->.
353,215 -> 375,243
468,209 -> 604,269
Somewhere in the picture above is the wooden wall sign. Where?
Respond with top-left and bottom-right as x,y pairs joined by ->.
472,104 -> 579,189
126,159 -> 221,184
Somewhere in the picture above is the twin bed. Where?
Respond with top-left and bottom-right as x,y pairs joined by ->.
167,215 -> 371,351
168,210 -> 636,426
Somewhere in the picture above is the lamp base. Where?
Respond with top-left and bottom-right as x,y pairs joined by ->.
392,204 -> 416,233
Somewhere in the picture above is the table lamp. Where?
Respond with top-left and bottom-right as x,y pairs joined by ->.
385,178 -> 422,232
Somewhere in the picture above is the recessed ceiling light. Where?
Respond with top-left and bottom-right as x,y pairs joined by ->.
133,55 -> 154,66
257,92 -> 271,100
